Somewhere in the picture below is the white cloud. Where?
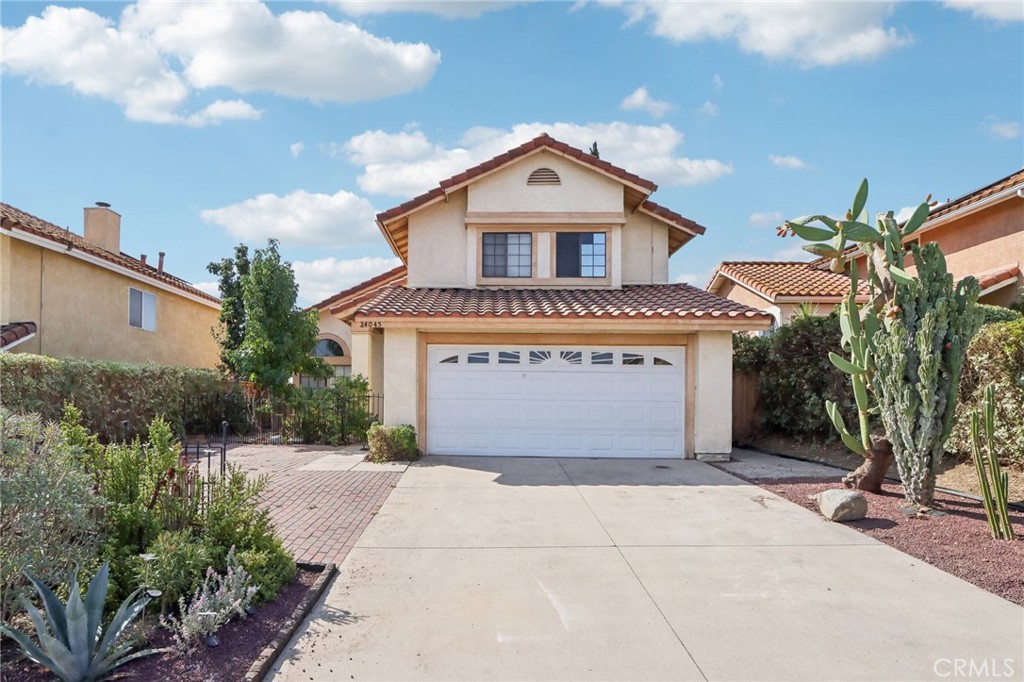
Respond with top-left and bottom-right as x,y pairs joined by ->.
620,86 -> 673,118
290,142 -> 306,158
193,281 -> 222,298
894,205 -> 918,223
982,117 -> 1021,139
697,100 -> 719,117
674,272 -> 705,285
769,154 -> 811,170
605,1 -> 912,67
332,1 -> 522,18
200,189 -> 379,248
293,256 -> 403,306
749,211 -> 783,227
944,1 -> 1024,22
773,241 -> 817,261
338,122 -> 733,197
711,74 -> 724,93
1,3 -> 440,125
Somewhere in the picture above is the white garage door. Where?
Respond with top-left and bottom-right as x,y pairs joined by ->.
426,345 -> 684,458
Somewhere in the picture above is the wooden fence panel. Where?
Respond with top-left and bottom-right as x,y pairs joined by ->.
732,371 -> 761,443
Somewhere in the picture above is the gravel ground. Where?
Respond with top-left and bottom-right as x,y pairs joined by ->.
757,476 -> 1024,606
1,568 -> 321,682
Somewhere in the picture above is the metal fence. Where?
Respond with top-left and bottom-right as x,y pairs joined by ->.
180,391 -> 384,445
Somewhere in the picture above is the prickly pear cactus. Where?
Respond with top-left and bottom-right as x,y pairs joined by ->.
873,242 -> 982,508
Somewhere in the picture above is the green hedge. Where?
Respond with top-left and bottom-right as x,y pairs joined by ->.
0,354 -> 227,442
947,318 -> 1024,466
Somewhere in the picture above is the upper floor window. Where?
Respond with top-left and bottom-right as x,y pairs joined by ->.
556,232 -> 606,278
482,232 -> 532,278
128,287 -> 156,332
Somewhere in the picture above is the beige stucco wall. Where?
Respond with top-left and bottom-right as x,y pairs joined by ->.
3,236 -> 219,368
382,328 -> 418,427
693,330 -> 733,455
316,310 -> 352,351
716,280 -> 772,312
407,190 -> 469,288
917,200 -> 1022,281
621,213 -> 669,285
467,151 -> 623,214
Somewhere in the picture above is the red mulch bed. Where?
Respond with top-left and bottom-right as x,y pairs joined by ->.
756,476 -> 1024,606
1,568 -> 320,682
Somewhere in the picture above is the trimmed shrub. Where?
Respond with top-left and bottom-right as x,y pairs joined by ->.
281,375 -> 374,445
734,315 -> 857,439
978,304 -> 1023,325
0,410 -> 104,624
366,424 -> 419,462
138,530 -> 212,612
948,318 -> 1024,466
0,354 -> 227,442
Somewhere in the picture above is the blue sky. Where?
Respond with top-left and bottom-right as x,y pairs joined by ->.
3,1 -> 1022,305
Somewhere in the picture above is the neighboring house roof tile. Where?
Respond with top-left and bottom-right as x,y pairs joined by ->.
639,200 -> 707,236
309,265 -> 407,312
376,133 -> 658,224
709,261 -> 871,300
0,203 -> 220,304
975,264 -> 1021,292
356,284 -> 772,322
1,321 -> 37,349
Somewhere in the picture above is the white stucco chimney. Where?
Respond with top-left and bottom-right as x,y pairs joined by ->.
83,202 -> 121,254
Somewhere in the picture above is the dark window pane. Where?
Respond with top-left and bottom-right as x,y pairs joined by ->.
129,288 -> 142,328
467,352 -> 489,364
439,355 -> 459,364
498,351 -> 520,364
556,233 -> 580,277
623,353 -> 645,366
313,339 -> 345,357
591,352 -> 613,365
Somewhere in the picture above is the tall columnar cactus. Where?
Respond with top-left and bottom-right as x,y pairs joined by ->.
784,180 -> 982,508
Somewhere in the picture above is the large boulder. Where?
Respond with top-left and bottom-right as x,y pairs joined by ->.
812,489 -> 868,522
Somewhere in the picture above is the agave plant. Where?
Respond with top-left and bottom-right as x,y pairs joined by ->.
0,562 -> 163,682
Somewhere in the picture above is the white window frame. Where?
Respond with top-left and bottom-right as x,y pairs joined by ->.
129,287 -> 157,332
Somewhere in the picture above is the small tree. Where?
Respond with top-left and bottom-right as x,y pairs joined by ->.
588,141 -> 600,158
207,244 -> 250,377
212,239 -> 328,394
784,180 -> 982,509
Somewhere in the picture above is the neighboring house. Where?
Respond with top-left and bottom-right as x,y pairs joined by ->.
705,261 -> 870,328
708,168 -> 1024,322
321,134 -> 772,459
0,202 -> 220,368
304,265 -> 406,387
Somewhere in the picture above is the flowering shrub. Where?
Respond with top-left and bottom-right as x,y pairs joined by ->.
160,548 -> 258,651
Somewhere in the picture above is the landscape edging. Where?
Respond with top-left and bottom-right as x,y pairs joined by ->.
244,562 -> 338,682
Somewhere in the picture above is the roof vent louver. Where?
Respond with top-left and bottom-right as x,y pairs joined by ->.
527,168 -> 560,186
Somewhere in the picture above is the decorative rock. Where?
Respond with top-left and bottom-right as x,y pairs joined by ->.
813,489 -> 868,522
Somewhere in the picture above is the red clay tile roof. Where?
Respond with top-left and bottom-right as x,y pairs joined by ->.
639,200 -> 707,236
1,321 -> 37,349
355,285 -> 772,322
309,265 -> 407,312
709,261 -> 871,300
975,264 -> 1021,291
376,133 -> 658,224
1,203 -> 220,305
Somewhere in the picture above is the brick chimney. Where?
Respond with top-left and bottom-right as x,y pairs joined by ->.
83,202 -> 121,254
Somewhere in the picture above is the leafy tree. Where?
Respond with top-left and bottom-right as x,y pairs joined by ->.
207,245 -> 250,376
588,141 -> 600,158
208,239 -> 328,392
223,239 -> 328,393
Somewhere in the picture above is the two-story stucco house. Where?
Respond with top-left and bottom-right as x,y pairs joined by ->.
0,202 -> 221,368
326,134 -> 771,459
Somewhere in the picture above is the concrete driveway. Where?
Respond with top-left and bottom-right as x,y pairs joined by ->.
269,457 -> 1024,682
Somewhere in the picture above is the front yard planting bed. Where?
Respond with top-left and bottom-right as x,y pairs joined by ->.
755,476 -> 1024,606
1,566 -> 326,682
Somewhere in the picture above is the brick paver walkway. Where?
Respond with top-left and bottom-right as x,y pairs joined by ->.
225,444 -> 402,566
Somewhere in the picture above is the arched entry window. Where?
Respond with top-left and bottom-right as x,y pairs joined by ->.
299,335 -> 352,388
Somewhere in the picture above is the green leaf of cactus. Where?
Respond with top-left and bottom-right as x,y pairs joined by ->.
888,266 -> 916,286
852,375 -> 869,412
802,243 -> 842,258
791,223 -> 835,242
851,179 -> 869,219
826,401 -> 867,457
901,202 -> 931,236
829,352 -> 865,375
840,221 -> 883,243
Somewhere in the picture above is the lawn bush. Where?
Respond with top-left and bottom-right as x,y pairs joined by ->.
0,353 -> 226,441
138,530 -> 212,612
978,304 -> 1023,325
948,318 -> 1024,466
733,315 -> 857,439
0,410 -> 105,625
281,375 -> 373,445
366,424 -> 419,462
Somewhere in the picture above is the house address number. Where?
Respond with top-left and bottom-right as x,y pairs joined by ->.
359,320 -> 383,329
